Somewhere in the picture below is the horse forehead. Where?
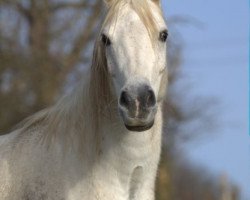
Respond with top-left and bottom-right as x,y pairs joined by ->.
113,9 -> 156,65
120,8 -> 143,27
107,8 -> 146,38
114,12 -> 151,46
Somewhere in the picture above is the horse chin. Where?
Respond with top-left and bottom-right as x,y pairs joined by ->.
124,121 -> 154,132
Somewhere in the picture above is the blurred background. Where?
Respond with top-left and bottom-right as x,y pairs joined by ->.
0,0 -> 249,200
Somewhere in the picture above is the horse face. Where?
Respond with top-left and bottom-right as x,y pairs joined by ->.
102,2 -> 168,132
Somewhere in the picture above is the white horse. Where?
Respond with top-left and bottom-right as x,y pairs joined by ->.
0,0 -> 168,199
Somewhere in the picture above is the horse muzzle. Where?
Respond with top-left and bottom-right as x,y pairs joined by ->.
118,83 -> 157,132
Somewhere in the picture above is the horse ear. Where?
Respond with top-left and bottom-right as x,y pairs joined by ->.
151,0 -> 161,6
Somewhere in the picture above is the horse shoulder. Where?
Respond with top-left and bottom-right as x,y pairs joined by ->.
0,129 -> 56,200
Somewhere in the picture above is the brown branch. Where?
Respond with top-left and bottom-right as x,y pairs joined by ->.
0,1 -> 31,20
15,2 -> 29,15
51,12 -> 83,38
51,2 -> 92,11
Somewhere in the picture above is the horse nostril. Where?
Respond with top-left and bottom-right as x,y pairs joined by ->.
147,89 -> 156,107
120,91 -> 130,108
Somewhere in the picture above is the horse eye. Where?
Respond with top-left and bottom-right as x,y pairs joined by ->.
159,30 -> 168,42
101,34 -> 111,46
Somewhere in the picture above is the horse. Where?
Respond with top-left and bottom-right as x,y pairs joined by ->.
0,0 -> 168,199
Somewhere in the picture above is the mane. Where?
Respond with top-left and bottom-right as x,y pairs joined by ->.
18,0 -> 163,152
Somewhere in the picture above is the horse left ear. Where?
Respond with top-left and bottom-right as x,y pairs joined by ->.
151,0 -> 161,6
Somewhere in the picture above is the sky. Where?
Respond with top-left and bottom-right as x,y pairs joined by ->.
163,0 -> 249,199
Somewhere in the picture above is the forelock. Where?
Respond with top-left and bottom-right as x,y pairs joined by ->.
101,0 -> 162,41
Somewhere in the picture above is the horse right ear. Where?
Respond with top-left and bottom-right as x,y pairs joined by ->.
151,0 -> 161,6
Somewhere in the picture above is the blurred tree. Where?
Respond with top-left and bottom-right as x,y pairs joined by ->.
0,1 -> 240,200
0,0 -> 102,132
